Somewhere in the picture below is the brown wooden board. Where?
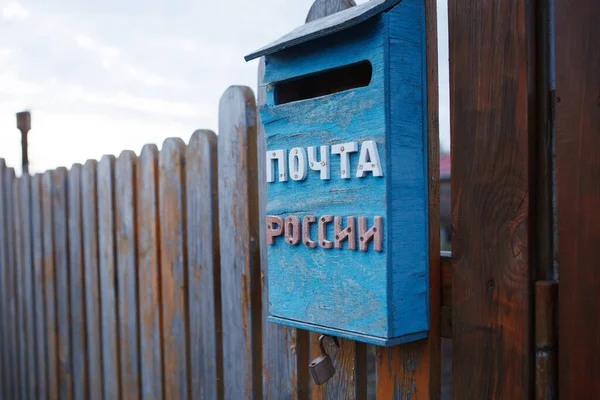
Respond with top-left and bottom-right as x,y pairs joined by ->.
5,168 -> 18,400
0,160 -> 8,400
185,130 -> 223,400
257,58 -> 310,400
311,336 -> 367,400
13,175 -> 27,399
68,164 -> 88,400
42,170 -> 60,400
98,155 -> 121,399
218,86 -> 262,399
115,151 -> 141,399
20,174 -> 37,400
375,0 -> 441,396
53,167 -> 74,399
31,174 -> 48,399
82,160 -> 104,400
449,0 -> 534,397
555,0 -> 600,396
137,144 -> 164,400
159,138 -> 190,399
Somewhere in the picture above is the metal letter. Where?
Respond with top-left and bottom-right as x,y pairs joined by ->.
307,145 -> 331,180
266,216 -> 284,245
331,142 -> 358,179
289,147 -> 308,181
303,216 -> 317,248
266,149 -> 288,182
334,216 -> 356,250
284,216 -> 301,245
356,140 -> 383,178
358,216 -> 383,252
318,215 -> 333,249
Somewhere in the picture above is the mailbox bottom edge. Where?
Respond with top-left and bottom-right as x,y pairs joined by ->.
267,315 -> 428,347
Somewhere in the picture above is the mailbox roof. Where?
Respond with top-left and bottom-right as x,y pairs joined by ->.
244,0 -> 403,61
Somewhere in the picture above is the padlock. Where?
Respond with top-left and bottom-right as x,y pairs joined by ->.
309,335 -> 340,385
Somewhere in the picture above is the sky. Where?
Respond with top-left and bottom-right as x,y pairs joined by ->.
0,0 -> 450,175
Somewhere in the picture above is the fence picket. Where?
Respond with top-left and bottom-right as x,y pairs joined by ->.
53,167 -> 74,399
115,151 -> 141,399
218,86 -> 262,399
159,138 -> 190,400
0,160 -> 7,400
14,174 -> 27,400
31,174 -> 48,400
137,144 -> 164,400
5,169 -> 18,400
185,130 -> 223,400
82,160 -> 104,400
42,170 -> 59,400
69,164 -> 88,400
19,174 -> 37,400
98,155 -> 121,400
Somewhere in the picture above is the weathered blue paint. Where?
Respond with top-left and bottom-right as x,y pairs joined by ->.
257,0 -> 429,346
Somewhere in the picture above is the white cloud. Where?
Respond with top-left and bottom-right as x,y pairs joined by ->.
0,73 -> 43,96
2,1 -> 28,19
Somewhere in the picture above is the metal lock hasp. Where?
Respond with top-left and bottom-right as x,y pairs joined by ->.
309,335 -> 340,385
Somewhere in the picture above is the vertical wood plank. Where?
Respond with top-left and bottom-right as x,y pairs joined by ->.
115,151 -> 141,399
555,0 -> 600,397
159,138 -> 190,400
68,164 -> 88,400
218,86 -> 262,400
5,168 -> 18,400
449,0 -> 534,396
257,58 -> 310,400
0,160 -> 7,400
43,170 -> 60,400
53,167 -> 74,400
137,145 -> 164,400
376,0 -> 441,397
98,155 -> 121,400
20,174 -> 37,400
311,337 -> 367,400
31,174 -> 48,400
82,160 -> 104,400
13,175 -> 27,399
185,130 -> 223,400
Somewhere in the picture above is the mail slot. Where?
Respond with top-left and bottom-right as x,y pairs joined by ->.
245,0 -> 429,346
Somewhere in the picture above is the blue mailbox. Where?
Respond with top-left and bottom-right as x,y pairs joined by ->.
245,0 -> 429,346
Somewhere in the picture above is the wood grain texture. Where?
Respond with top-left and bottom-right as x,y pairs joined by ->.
377,0 -> 441,396
31,174 -> 48,400
159,138 -> 190,400
6,168 -> 18,400
115,151 -> 141,400
136,144 -> 164,400
69,164 -> 88,400
98,155 -> 121,400
42,170 -> 60,400
13,175 -> 27,399
449,0 -> 533,396
555,0 -> 600,396
0,160 -> 8,400
185,130 -> 223,400
258,58 -> 310,400
311,336 -> 367,399
53,167 -> 74,400
218,86 -> 262,399
20,174 -> 37,400
306,0 -> 356,23
82,160 -> 104,400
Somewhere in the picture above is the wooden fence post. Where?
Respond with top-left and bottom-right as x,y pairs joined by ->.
82,160 -> 104,400
218,85 -> 262,400
137,144 -> 164,400
556,0 -> 600,397
13,172 -> 27,400
115,151 -> 141,399
159,138 -> 190,399
0,159 -> 7,400
98,155 -> 121,399
185,130 -> 223,400
449,0 -> 535,397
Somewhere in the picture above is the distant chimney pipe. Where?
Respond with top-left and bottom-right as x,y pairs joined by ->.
17,111 -> 31,174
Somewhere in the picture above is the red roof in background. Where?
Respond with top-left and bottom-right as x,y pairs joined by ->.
440,154 -> 451,177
